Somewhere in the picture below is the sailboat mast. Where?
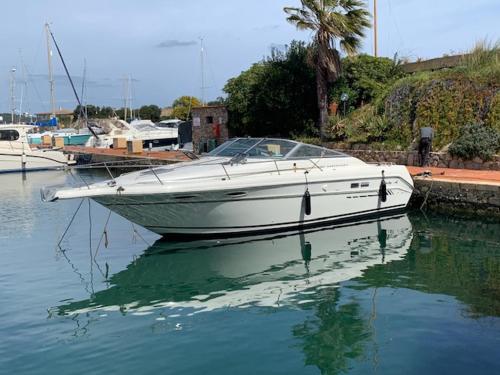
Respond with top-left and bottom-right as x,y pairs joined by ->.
10,67 -> 16,123
45,23 -> 56,118
18,51 -> 28,124
200,37 -> 205,106
123,75 -> 128,121
128,75 -> 133,119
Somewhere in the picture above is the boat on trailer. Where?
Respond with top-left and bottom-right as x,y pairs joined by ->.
41,138 -> 414,237
0,124 -> 75,173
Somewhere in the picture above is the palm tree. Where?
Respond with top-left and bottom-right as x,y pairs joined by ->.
284,0 -> 370,138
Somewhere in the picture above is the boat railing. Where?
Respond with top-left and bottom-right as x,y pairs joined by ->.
216,158 -> 328,182
67,156 -> 354,187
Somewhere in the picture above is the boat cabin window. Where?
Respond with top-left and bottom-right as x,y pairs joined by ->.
209,138 -> 261,157
0,129 -> 20,141
246,139 -> 297,158
289,144 -> 347,158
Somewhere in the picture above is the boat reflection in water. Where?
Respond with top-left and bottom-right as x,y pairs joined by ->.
56,214 -> 413,316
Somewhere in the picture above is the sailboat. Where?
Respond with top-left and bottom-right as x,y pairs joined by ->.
27,23 -> 91,147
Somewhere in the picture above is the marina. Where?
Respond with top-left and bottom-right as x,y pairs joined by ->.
1,0 -> 499,373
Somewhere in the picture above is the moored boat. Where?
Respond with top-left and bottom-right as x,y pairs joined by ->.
0,124 -> 75,173
42,138 -> 414,237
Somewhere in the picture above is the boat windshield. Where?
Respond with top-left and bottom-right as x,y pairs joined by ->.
208,138 -> 347,159
208,138 -> 297,158
208,138 -> 262,157
288,144 -> 347,158
132,124 -> 160,132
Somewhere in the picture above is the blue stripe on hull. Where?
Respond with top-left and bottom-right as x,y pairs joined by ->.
0,166 -> 63,174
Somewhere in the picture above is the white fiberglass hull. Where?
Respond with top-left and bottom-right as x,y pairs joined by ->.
0,150 -> 72,173
93,173 -> 411,236
45,161 -> 413,237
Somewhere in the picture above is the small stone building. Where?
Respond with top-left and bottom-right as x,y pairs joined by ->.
191,105 -> 229,154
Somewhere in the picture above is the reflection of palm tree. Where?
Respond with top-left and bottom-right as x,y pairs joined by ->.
293,289 -> 370,374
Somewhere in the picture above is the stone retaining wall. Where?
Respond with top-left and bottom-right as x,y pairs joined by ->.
325,145 -> 500,170
411,178 -> 500,218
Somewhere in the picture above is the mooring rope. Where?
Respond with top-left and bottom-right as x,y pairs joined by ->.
57,198 -> 85,249
93,209 -> 113,260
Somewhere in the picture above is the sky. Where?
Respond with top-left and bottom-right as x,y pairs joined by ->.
0,0 -> 498,114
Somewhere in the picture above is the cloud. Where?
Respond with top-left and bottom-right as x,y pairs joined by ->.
155,39 -> 197,48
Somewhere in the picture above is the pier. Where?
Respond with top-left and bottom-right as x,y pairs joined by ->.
408,166 -> 500,217
63,146 -> 192,165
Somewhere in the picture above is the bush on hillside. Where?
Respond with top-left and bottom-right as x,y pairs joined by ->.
329,54 -> 405,113
448,123 -> 500,160
327,105 -> 389,143
379,42 -> 500,149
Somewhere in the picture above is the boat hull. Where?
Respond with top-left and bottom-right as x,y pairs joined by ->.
93,176 -> 412,237
0,152 -> 71,173
63,134 -> 92,146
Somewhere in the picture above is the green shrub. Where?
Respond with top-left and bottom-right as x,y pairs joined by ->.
326,105 -> 390,144
448,123 -> 500,160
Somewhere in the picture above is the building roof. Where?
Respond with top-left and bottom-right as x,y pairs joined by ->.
192,105 -> 227,111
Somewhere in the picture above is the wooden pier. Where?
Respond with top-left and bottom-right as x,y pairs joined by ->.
64,146 -> 192,164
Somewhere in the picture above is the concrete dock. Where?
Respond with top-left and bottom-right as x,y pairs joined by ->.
407,166 -> 500,217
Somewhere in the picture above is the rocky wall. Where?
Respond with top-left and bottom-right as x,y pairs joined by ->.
411,178 -> 500,218
326,146 -> 500,170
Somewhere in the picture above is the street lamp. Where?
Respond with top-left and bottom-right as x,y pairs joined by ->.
340,93 -> 349,116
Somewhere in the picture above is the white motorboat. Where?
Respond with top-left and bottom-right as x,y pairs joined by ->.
0,124 -> 75,173
42,138 -> 414,237
85,119 -> 178,149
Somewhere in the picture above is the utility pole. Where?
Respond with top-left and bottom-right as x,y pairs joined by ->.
45,23 -> 56,118
10,67 -> 16,123
374,0 -> 378,57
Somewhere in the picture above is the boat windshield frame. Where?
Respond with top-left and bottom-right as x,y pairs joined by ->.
207,138 -> 348,159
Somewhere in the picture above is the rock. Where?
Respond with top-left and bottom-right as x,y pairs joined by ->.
488,197 -> 500,206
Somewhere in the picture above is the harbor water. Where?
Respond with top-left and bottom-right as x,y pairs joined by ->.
1,170 -> 500,374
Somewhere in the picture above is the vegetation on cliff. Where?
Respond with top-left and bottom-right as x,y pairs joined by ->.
330,42 -> 500,151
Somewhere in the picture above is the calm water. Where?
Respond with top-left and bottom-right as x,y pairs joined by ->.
1,170 -> 500,375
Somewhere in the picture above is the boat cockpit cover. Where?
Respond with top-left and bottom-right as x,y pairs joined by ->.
208,138 -> 347,159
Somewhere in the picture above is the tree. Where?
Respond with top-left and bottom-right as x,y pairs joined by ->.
224,41 -> 318,137
207,97 -> 226,106
284,0 -> 370,138
138,105 -> 161,122
171,96 -> 202,121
